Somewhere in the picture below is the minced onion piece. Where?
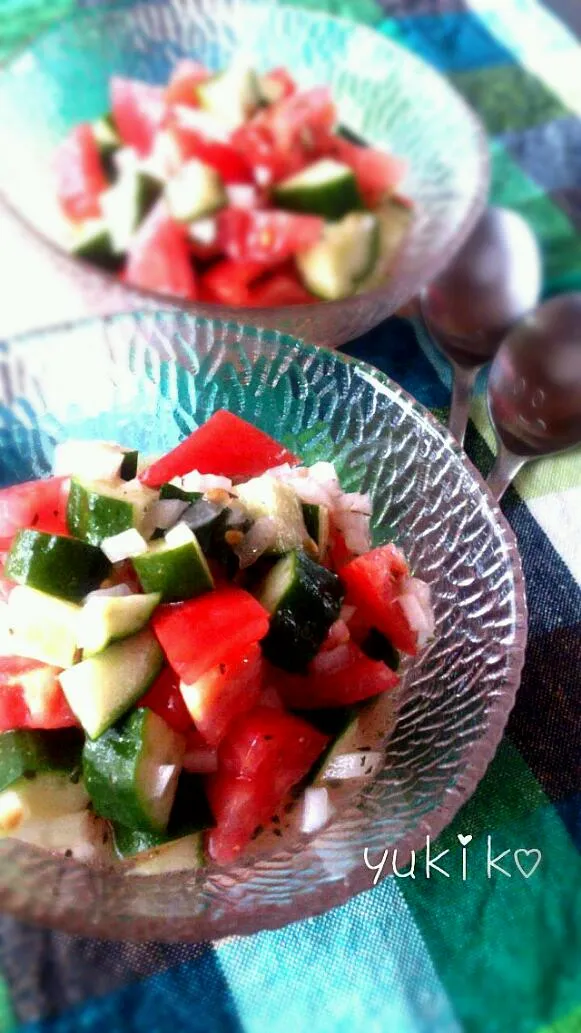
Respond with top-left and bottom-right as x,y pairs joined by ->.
232,516 -> 277,569
164,522 -> 196,548
301,787 -> 334,835
188,217 -> 218,245
399,577 -> 435,648
148,498 -> 188,532
322,751 -> 383,782
83,584 -> 132,602
227,184 -> 258,208
53,440 -> 126,482
183,499 -> 224,532
183,747 -> 218,775
181,471 -> 233,493
101,528 -> 148,563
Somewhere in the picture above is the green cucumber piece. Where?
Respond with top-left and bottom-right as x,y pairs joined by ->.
7,586 -> 81,668
0,771 -> 88,836
360,628 -> 400,672
67,477 -> 157,546
132,524 -> 214,602
69,219 -> 121,271
297,212 -> 380,301
357,197 -> 413,293
309,710 -> 360,786
119,451 -> 139,481
124,832 -> 205,874
236,476 -> 307,555
197,63 -> 261,130
337,124 -> 367,146
78,592 -> 161,656
159,483 -> 202,504
113,772 -> 213,858
101,168 -> 162,253
5,530 -> 111,603
165,158 -> 226,223
59,628 -> 164,739
274,159 -> 362,220
258,549 -> 344,673
301,503 -> 330,558
93,113 -> 121,181
0,728 -> 83,794
83,707 -> 185,832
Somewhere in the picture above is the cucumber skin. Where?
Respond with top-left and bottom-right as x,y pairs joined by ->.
260,550 -> 344,673
83,709 -> 176,834
132,538 -> 214,603
71,226 -> 122,272
120,451 -> 139,481
361,628 -> 400,672
112,773 -> 214,858
5,529 -> 111,603
0,729 -> 83,793
67,479 -> 138,546
159,484 -> 202,504
274,173 -> 362,221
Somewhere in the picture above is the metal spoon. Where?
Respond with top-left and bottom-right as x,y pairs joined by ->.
421,207 -> 542,444
486,293 -> 581,500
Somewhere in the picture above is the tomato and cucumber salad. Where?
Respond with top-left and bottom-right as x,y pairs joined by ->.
55,59 -> 413,307
0,412 -> 434,869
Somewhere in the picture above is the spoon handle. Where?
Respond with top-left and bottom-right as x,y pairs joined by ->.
486,442 -> 527,501
448,363 -> 480,446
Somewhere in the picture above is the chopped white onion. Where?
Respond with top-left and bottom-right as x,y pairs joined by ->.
83,584 -> 132,602
399,578 -> 435,648
338,491 -> 373,516
164,522 -> 196,549
101,528 -> 148,563
232,516 -> 277,569
227,184 -> 258,208
183,747 -> 218,775
189,217 -> 218,245
53,440 -> 124,482
301,787 -> 334,835
254,165 -> 272,187
148,499 -> 188,532
181,470 -> 233,494
142,129 -> 182,181
323,751 -> 383,782
173,106 -> 229,142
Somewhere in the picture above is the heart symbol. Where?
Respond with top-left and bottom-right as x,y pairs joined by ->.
514,849 -> 542,879
457,834 -> 472,847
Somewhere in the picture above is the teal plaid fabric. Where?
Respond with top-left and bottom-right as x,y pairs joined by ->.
0,2 -> 580,1032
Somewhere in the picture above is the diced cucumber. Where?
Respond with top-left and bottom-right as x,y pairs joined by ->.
165,158 -> 226,223
59,628 -> 164,739
132,524 -> 214,602
5,530 -> 111,603
197,63 -> 261,130
337,124 -> 367,146
113,772 -> 213,859
302,503 -> 330,559
101,167 -> 162,253
78,592 -> 160,656
357,197 -> 413,293
360,628 -> 400,671
0,771 -> 88,836
15,809 -> 114,863
83,708 -> 185,833
308,709 -> 360,786
181,499 -> 229,552
236,476 -> 307,555
69,219 -> 121,271
92,113 -> 121,181
67,477 -> 158,546
119,451 -> 139,481
258,550 -> 344,672
0,728 -> 83,794
7,586 -> 81,668
124,832 -> 205,875
297,212 -> 380,301
159,483 -> 202,504
274,159 -> 362,220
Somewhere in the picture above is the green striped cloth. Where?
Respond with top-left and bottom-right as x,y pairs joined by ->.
0,2 -> 580,1031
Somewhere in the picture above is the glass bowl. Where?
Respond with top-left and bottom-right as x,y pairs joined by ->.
0,311 -> 526,940
0,0 -> 489,348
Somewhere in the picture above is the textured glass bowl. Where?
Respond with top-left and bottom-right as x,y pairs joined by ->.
0,0 -> 488,348
0,311 -> 526,940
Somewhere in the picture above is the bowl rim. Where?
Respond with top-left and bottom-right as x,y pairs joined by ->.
0,0 -> 490,326
0,309 -> 527,941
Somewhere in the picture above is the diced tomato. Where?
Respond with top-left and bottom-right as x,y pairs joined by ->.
277,640 -> 399,709
326,522 -> 353,572
262,68 -> 297,103
270,86 -> 336,155
331,137 -> 407,209
0,477 -> 70,549
139,665 -> 193,734
164,59 -> 209,107
246,270 -> 316,307
54,124 -> 107,222
124,202 -> 198,300
340,544 -> 417,654
152,585 -> 269,685
199,259 -> 273,306
141,409 -> 298,486
167,106 -> 253,183
180,643 -> 263,746
110,77 -> 167,156
0,657 -> 79,732
217,208 -> 323,264
206,706 -> 327,863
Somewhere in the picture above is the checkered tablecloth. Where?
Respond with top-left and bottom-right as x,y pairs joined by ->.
0,1 -> 580,1031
